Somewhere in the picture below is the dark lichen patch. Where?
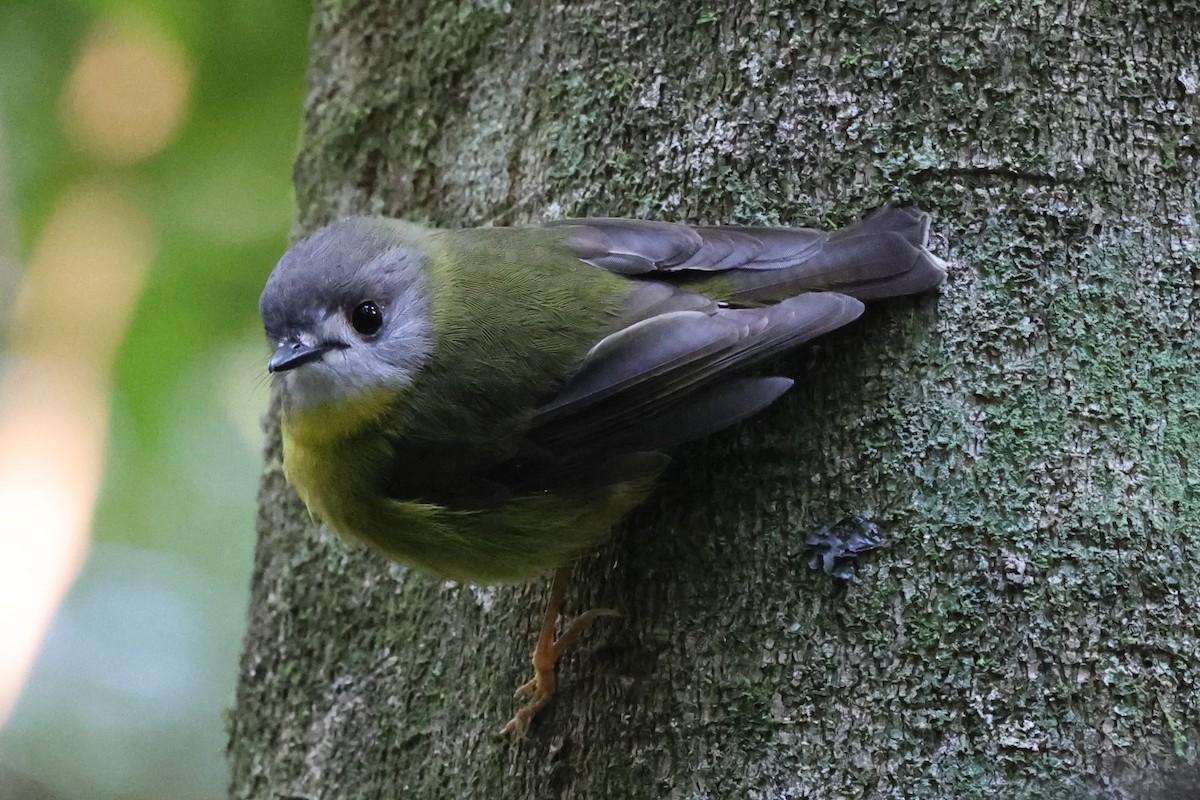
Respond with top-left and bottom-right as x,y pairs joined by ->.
805,515 -> 882,583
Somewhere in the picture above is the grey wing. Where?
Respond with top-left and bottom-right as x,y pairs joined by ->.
525,287 -> 864,461
512,206 -> 946,478
545,204 -> 947,301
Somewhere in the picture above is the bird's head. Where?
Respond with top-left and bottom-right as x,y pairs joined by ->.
258,218 -> 434,415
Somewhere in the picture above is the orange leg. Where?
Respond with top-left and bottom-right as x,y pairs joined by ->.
500,567 -> 618,737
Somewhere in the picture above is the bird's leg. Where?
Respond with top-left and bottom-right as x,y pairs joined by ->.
500,566 -> 618,737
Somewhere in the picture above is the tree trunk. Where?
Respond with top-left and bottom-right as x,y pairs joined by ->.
228,1 -> 1200,797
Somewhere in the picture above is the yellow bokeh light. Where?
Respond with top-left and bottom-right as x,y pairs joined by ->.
60,18 -> 192,165
0,183 -> 155,726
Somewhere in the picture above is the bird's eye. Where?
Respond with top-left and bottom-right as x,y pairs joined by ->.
351,301 -> 383,335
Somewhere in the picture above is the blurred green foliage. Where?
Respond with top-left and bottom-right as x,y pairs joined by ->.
0,1 -> 310,798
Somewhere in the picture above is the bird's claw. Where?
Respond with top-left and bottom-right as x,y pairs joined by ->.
500,569 -> 620,737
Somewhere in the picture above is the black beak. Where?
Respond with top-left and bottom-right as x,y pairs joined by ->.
268,340 -> 330,373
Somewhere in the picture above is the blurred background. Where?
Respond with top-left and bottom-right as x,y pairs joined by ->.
0,1 -> 310,798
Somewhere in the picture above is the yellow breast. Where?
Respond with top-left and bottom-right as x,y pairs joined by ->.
282,387 -> 397,446
280,388 -> 398,523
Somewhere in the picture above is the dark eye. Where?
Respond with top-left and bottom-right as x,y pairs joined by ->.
351,301 -> 383,335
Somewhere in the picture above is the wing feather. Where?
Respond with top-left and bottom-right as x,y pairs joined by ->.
529,293 -> 863,454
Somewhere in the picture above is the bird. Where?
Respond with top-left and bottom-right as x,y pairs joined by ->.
258,204 -> 946,735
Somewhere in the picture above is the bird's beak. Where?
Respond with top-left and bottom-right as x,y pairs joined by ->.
268,339 -> 330,373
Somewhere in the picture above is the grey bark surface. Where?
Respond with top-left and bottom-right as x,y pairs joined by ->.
228,1 -> 1200,797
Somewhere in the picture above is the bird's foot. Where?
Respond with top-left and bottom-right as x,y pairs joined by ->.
500,568 -> 618,737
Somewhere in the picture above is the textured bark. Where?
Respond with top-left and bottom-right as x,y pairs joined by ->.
229,1 -> 1200,797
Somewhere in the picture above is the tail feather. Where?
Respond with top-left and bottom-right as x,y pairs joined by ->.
691,206 -> 947,305
553,204 -> 946,305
